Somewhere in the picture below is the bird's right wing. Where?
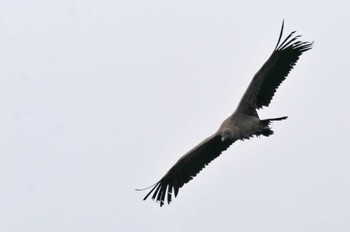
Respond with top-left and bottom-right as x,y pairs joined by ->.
140,132 -> 234,206
236,21 -> 313,115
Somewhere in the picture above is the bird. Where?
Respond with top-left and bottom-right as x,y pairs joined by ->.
137,21 -> 313,207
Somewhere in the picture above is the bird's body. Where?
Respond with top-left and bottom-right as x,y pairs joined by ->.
137,21 -> 313,206
220,111 -> 263,142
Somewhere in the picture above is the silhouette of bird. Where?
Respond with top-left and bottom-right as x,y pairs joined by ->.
137,21 -> 313,206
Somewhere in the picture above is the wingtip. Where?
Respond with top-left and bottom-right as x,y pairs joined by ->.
275,19 -> 285,50
135,183 -> 157,192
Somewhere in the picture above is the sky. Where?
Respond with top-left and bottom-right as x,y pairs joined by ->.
1,0 -> 349,231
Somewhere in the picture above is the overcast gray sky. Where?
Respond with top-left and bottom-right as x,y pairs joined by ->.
1,0 -> 349,231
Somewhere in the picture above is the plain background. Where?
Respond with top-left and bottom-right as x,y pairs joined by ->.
1,0 -> 349,231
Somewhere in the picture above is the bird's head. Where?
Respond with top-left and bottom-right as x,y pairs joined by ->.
221,129 -> 234,142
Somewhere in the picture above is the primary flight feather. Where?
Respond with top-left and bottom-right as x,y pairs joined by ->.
137,21 -> 313,206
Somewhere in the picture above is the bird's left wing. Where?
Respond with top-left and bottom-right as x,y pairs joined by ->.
140,132 -> 234,206
236,21 -> 313,115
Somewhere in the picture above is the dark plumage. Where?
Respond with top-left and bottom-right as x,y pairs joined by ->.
137,21 -> 313,206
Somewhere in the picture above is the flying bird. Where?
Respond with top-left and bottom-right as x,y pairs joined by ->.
137,21 -> 313,206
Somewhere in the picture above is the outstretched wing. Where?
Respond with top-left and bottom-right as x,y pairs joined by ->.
141,133 -> 234,206
237,21 -> 313,115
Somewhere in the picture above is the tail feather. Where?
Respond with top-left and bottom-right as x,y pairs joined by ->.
261,116 -> 288,125
267,116 -> 288,122
259,116 -> 288,137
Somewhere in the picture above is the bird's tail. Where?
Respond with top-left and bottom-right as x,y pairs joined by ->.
262,116 -> 288,123
259,116 -> 288,137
